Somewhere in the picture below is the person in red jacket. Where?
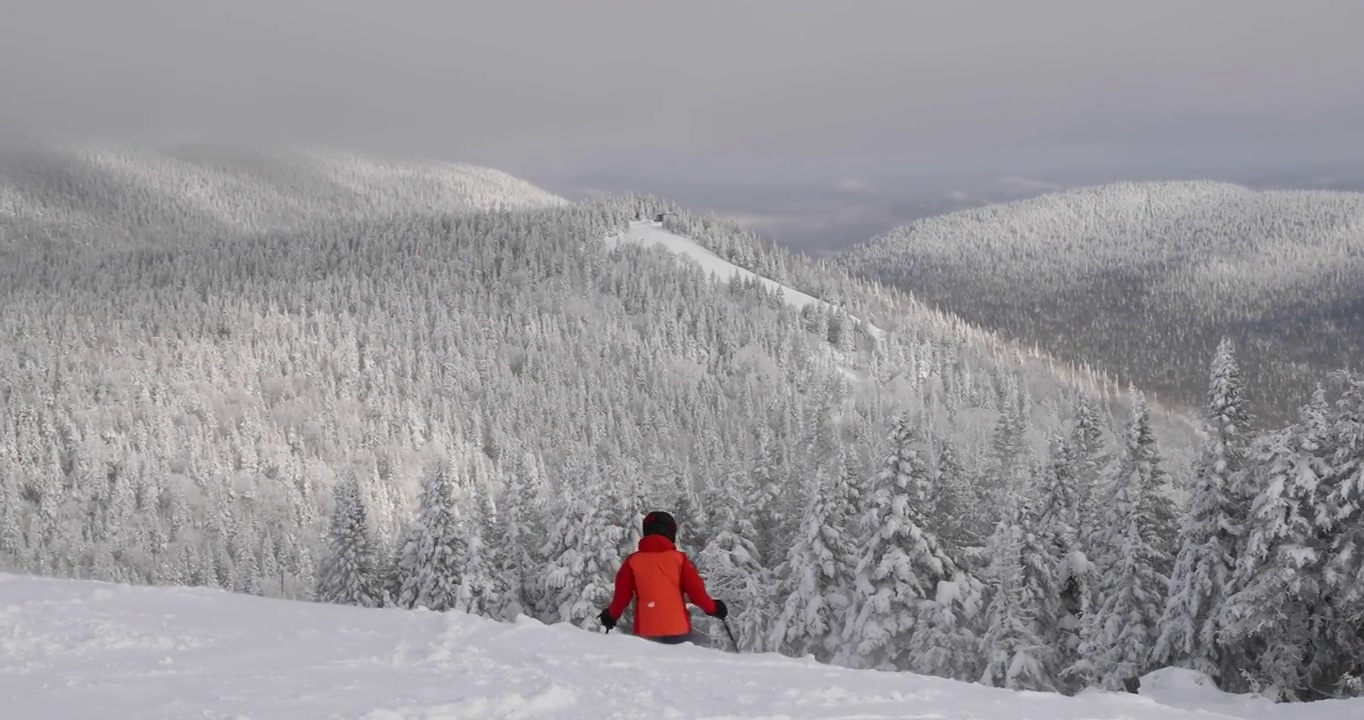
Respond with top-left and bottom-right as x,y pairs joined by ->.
599,510 -> 728,644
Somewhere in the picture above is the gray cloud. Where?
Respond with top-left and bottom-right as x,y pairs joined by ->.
3,0 -> 1363,181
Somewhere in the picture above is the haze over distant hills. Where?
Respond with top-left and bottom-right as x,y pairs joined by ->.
534,172 -> 1069,256
0,143 -> 566,253
533,160 -> 1364,258
839,179 -> 1364,424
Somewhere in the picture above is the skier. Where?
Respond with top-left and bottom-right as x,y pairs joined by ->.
598,510 -> 728,645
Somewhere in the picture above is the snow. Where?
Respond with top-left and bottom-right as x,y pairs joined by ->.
1136,668 -> 1361,719
605,221 -> 886,341
5,573 -> 1362,719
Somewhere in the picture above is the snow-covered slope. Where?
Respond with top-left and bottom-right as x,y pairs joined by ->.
1134,667 -> 1346,718
607,220 -> 885,340
3,574 -> 1359,719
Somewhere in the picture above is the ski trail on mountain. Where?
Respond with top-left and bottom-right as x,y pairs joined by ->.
604,221 -> 886,341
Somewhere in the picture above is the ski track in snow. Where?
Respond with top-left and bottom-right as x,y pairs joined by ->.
4,574 -> 1361,719
604,221 -> 883,383
605,221 -> 887,341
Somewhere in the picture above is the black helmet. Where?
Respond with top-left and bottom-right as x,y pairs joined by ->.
642,510 -> 677,542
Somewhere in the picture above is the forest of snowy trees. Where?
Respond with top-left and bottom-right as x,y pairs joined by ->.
839,180 -> 1364,425
1,147 -> 1359,703
310,339 -> 1363,701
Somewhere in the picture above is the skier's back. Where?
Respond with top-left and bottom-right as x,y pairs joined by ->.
599,511 -> 727,644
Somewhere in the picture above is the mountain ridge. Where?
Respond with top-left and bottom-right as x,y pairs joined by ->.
0,142 -> 567,254
838,179 -> 1364,424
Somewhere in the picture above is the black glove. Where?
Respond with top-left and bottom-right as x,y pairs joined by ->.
709,599 -> 728,620
599,608 -> 616,630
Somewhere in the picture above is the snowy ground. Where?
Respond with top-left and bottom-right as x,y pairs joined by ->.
604,221 -> 886,341
4,574 -> 1360,719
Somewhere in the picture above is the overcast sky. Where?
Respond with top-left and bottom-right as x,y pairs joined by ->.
3,0 -> 1362,182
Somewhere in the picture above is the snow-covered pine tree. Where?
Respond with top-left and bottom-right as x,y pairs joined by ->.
605,462 -> 646,573
1317,373 -> 1364,695
1037,434 -> 1089,691
538,453 -> 625,630
0,457 -> 21,569
229,515 -> 263,596
750,430 -> 791,570
458,458 -> 500,617
1072,390 -> 1177,691
487,450 -> 540,621
283,530 -> 314,600
670,477 -> 708,560
1220,387 -> 1331,698
260,532 -> 282,596
929,437 -> 981,559
1230,373 -> 1364,698
769,446 -> 857,662
391,452 -> 467,612
1154,337 -> 1251,684
698,460 -> 770,652
502,450 -> 552,621
978,464 -> 1057,692
840,412 -> 969,674
314,469 -> 384,607
906,567 -> 984,682
989,387 -> 1030,502
1070,393 -> 1112,556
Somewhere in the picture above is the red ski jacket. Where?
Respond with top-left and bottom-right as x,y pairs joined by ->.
606,534 -> 718,637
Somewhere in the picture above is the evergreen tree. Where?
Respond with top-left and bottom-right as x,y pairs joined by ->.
749,431 -> 790,569
1219,375 -> 1364,699
1316,373 -> 1364,697
1154,337 -> 1251,683
978,471 -> 1056,692
699,461 -> 770,652
930,438 -> 981,558
841,413 -> 967,672
458,462 -> 499,616
1072,391 -> 1176,691
487,451 -> 539,621
314,471 -> 384,608
905,569 -> 984,682
1037,435 -> 1089,691
392,453 -> 467,612
0,459 -> 21,569
1220,389 -> 1330,698
769,448 -> 857,661
1070,394 -> 1112,555
539,457 -> 624,630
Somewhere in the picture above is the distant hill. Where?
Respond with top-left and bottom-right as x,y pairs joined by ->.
0,142 -> 566,253
838,180 -> 1364,424
532,173 -> 1070,256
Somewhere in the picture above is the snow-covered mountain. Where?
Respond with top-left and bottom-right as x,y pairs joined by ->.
4,150 -> 1361,704
0,142 -> 566,252
5,573 -> 1360,720
838,180 -> 1364,424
